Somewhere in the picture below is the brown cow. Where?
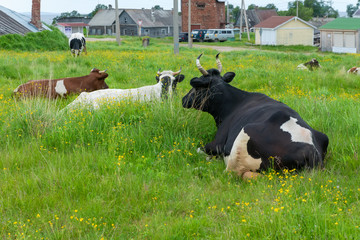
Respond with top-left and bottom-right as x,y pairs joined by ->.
14,68 -> 109,98
347,67 -> 360,74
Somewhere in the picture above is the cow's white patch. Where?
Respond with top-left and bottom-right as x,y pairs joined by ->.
297,63 -> 308,70
280,117 -> 313,145
224,128 -> 262,176
13,86 -> 20,93
55,80 -> 67,97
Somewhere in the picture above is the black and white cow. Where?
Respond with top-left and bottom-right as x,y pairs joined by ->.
297,58 -> 321,71
69,32 -> 87,57
182,54 -> 329,179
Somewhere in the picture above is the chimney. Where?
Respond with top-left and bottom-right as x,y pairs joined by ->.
151,8 -> 155,23
31,0 -> 42,30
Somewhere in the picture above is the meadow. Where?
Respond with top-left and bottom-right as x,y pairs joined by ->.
0,36 -> 359,239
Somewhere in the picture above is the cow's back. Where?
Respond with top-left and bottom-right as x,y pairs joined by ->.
223,109 -> 328,173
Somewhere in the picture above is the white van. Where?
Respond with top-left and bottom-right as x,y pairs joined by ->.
204,29 -> 235,42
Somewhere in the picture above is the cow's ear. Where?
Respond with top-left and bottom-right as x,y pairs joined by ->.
175,74 -> 185,83
190,77 -> 210,88
222,72 -> 235,83
156,75 -> 160,83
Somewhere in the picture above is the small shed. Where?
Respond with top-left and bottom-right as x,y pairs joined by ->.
319,18 -> 360,53
253,16 -> 316,46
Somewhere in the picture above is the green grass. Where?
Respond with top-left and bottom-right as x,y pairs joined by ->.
0,28 -> 68,51
0,36 -> 359,239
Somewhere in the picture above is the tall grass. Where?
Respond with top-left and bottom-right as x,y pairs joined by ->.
0,37 -> 359,239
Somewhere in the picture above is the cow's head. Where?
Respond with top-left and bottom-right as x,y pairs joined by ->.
89,68 -> 109,89
182,53 -> 235,112
155,68 -> 185,98
304,58 -> 321,70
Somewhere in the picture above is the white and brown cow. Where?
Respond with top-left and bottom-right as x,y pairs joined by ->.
347,67 -> 360,74
66,68 -> 185,110
69,32 -> 87,57
14,68 -> 109,99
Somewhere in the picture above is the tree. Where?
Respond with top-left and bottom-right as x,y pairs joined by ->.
89,4 -> 108,18
153,5 -> 163,10
347,2 -> 360,17
287,1 -> 313,21
264,3 -> 278,11
305,0 -> 338,17
247,4 -> 257,10
52,10 -> 81,24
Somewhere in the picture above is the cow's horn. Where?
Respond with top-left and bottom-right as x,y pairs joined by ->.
172,67 -> 182,76
157,68 -> 161,75
216,53 -> 222,73
196,54 -> 209,76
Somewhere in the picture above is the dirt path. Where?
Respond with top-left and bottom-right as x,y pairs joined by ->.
182,43 -> 254,52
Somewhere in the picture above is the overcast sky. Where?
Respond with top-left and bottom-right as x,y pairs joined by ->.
0,0 -> 355,14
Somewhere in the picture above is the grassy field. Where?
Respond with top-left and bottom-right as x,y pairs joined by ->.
0,36 -> 359,239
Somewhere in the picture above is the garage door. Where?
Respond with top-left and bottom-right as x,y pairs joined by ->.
344,32 -> 355,48
333,32 -> 343,47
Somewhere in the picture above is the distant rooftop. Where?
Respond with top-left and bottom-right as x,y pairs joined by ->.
0,5 -> 50,35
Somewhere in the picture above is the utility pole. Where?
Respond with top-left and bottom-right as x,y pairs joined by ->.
226,1 -> 229,25
239,0 -> 250,41
173,0 -> 179,54
188,0 -> 192,48
115,0 -> 121,45
296,0 -> 299,17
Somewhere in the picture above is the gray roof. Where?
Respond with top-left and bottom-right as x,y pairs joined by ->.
0,5 -> 50,35
125,9 -> 173,28
88,9 -> 123,26
89,8 -> 173,28
353,9 -> 360,18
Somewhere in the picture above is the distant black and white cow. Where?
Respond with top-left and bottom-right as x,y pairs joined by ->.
297,58 -> 321,71
182,54 -> 329,179
66,68 -> 185,109
69,33 -> 87,57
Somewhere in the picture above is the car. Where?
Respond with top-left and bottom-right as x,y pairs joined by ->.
204,29 -> 235,42
191,29 -> 207,42
179,32 -> 188,42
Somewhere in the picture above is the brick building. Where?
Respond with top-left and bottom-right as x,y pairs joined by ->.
181,0 -> 226,32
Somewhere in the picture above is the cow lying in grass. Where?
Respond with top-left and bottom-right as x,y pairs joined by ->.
297,58 -> 321,71
182,53 -> 329,179
347,67 -> 360,74
14,68 -> 109,99
66,68 -> 185,110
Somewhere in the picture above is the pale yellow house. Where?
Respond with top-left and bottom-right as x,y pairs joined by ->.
253,16 -> 316,46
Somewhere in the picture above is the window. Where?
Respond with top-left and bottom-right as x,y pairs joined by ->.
124,17 -> 127,24
196,2 -> 205,9
161,29 -> 166,35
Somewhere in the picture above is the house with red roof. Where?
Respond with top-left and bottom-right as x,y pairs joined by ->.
55,16 -> 90,37
253,16 -> 316,46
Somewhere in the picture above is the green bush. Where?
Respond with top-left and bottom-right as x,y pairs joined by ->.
0,28 -> 68,51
